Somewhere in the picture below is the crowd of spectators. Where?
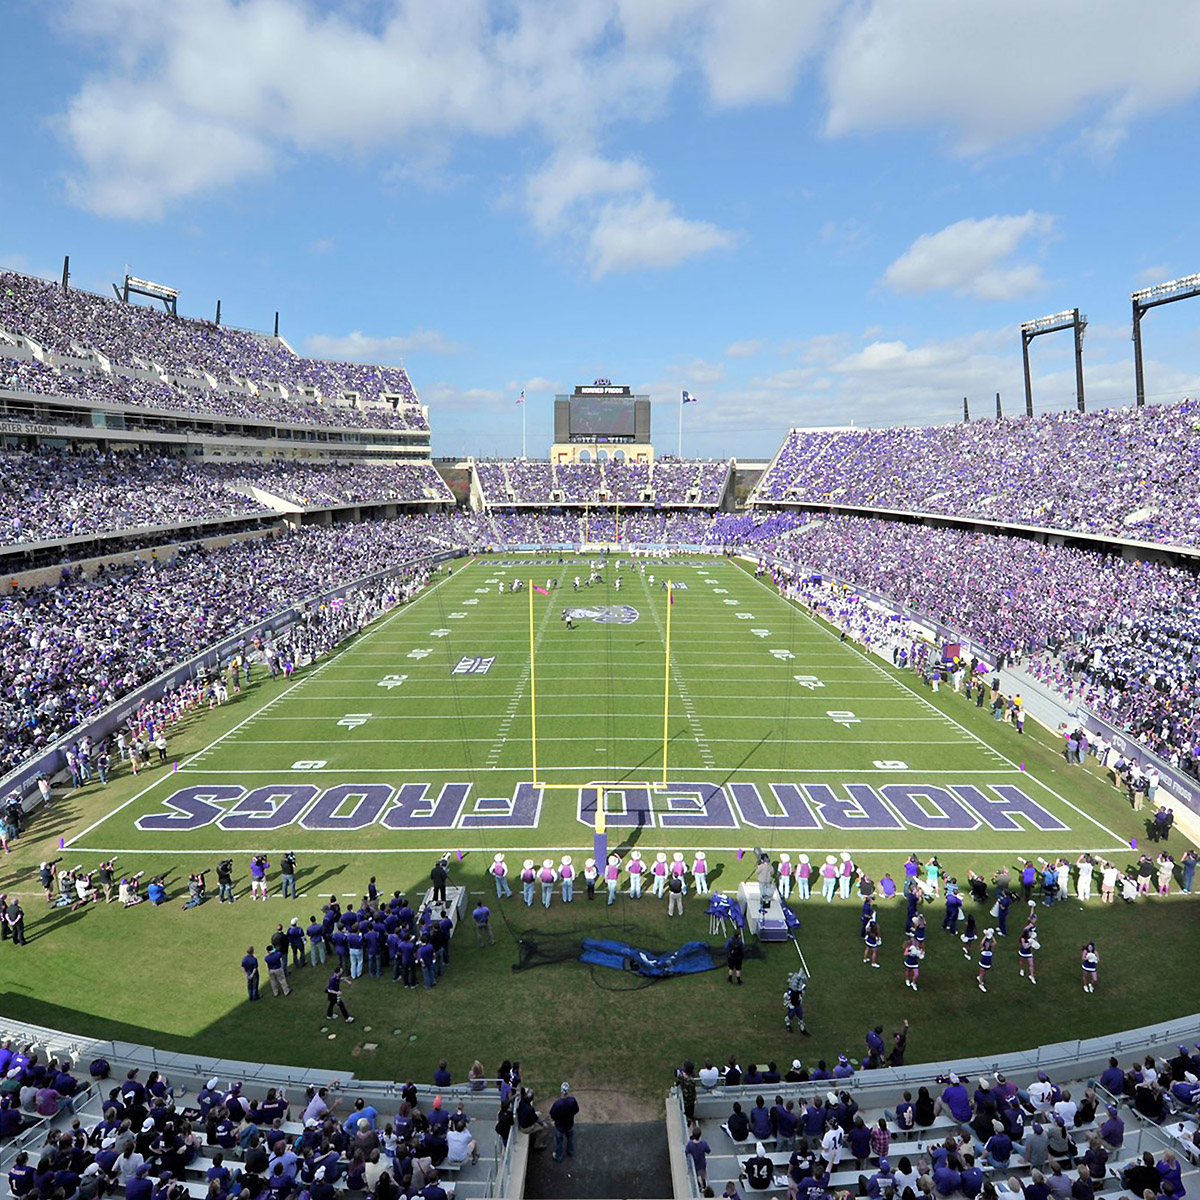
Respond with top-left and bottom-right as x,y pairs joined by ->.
739,512 -> 1200,770
0,272 -> 427,433
0,517 -> 454,778
0,1059 -> 510,1200
0,450 -> 453,550
0,449 -> 272,545
472,457 -> 731,507
753,401 -> 1200,548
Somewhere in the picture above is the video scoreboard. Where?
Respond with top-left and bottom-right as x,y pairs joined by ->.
554,380 -> 650,444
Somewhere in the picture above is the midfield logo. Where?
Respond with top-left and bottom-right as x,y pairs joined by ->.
452,656 -> 495,675
565,604 -> 640,625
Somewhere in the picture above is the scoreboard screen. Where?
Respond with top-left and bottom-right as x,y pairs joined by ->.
569,396 -> 636,438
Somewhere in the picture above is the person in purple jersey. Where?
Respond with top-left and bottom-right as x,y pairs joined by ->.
325,968 -> 353,1021
241,947 -> 260,1002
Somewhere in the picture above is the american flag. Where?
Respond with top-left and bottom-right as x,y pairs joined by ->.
516,389 -> 525,405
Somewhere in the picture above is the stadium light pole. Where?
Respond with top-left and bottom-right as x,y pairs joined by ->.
1019,308 -> 1087,416
1131,273 -> 1200,407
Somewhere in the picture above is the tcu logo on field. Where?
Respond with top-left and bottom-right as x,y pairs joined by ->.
564,605 -> 640,625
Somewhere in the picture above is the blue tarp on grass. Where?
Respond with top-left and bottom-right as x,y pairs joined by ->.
579,938 -> 717,976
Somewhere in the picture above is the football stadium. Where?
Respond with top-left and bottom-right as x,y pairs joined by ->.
3,6 -> 1200,1200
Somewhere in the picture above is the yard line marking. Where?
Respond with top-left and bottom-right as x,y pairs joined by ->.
64,565 -> 468,847
741,564 -> 1128,847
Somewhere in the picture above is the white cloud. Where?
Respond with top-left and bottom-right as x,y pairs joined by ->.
700,0 -> 837,106
882,212 -> 1053,301
1135,265 -> 1172,287
725,339 -> 764,358
519,376 -> 562,394
305,329 -> 462,361
525,151 -> 651,234
308,239 -> 335,255
823,0 -> 1200,154
587,193 -> 737,277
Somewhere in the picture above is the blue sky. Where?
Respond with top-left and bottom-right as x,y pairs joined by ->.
3,0 -> 1200,459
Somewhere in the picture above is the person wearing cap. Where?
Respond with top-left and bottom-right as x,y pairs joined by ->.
490,853 -> 513,899
795,855 -> 811,901
742,1140 -> 774,1191
670,851 -> 688,893
583,858 -> 598,900
940,1074 -> 972,1123
560,856 -> 575,902
520,860 -> 536,907
549,1084 -> 579,1163
472,899 -> 495,947
839,852 -> 856,900
262,940 -> 288,998
983,1119 -> 1013,1168
604,854 -> 621,905
651,852 -> 669,898
820,855 -> 838,902
865,1157 -> 895,1199
627,850 -> 645,898
197,1077 -> 223,1118
538,859 -> 557,908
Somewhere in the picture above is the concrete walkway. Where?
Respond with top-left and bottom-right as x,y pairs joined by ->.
522,1121 -> 673,1199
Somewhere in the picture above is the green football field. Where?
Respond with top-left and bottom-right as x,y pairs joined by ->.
67,554 -> 1129,859
5,552 -> 1196,1114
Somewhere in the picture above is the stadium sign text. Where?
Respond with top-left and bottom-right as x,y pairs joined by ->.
136,780 -> 1068,833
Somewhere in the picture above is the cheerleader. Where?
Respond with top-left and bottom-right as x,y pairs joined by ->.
863,920 -> 882,968
912,912 -> 927,949
777,853 -> 792,900
1081,941 -> 1099,993
977,929 -> 995,992
903,936 -> 924,991
796,854 -> 811,900
860,896 -> 877,939
1018,924 -> 1038,985
960,913 -> 978,960
627,849 -> 644,897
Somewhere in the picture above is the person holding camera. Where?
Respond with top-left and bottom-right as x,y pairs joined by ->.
250,854 -> 270,901
216,859 -> 235,904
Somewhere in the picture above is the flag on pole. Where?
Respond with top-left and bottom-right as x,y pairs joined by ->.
516,389 -> 525,405
668,582 -> 675,605
533,584 -> 550,595
681,389 -> 698,404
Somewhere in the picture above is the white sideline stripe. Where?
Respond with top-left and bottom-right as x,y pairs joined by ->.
220,735 -> 987,746
741,567 -> 1129,847
63,566 -> 467,848
65,844 -> 1126,857
244,713 -> 958,723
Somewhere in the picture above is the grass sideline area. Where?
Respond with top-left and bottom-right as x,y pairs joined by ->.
3,552 -> 1198,1115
